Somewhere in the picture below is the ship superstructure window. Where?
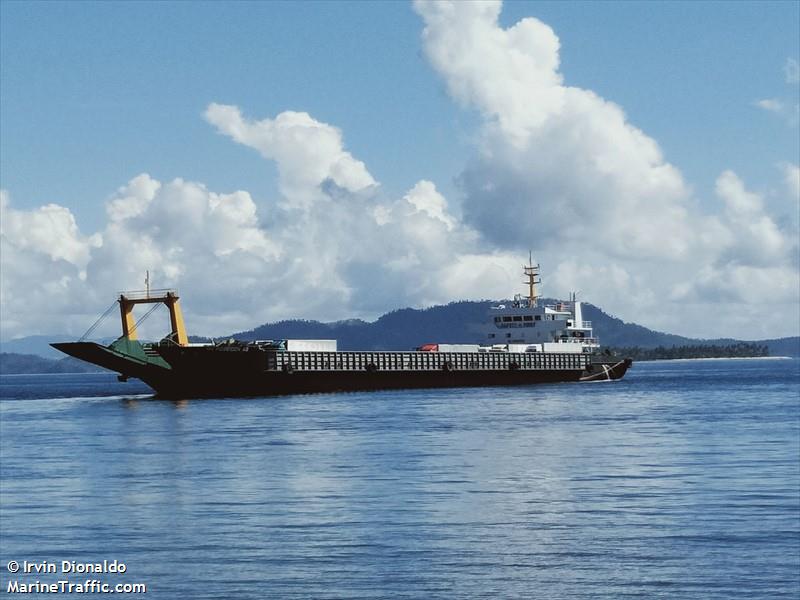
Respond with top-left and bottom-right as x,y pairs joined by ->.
494,317 -> 502,323
502,317 -> 513,322
523,316 -> 533,321
535,315 -> 542,321
513,316 -> 522,322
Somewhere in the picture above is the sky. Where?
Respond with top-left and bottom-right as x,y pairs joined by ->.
1,0 -> 798,342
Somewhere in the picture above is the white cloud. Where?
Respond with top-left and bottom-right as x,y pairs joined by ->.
204,104 -> 376,209
200,103 -> 521,316
756,98 -> 784,113
414,0 -> 798,337
106,173 -> 161,222
754,58 -> 800,125
1,190 -> 98,270
415,0 -> 695,262
1,1 -> 797,342
403,180 -> 457,231
755,98 -> 799,126
0,112 -> 523,340
0,191 -> 102,338
713,170 -> 788,265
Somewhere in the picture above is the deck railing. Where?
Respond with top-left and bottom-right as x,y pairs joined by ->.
118,289 -> 177,300
264,350 -> 591,373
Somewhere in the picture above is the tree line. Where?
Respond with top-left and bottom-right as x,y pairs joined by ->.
605,343 -> 769,361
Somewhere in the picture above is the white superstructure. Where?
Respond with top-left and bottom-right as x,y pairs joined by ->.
478,260 -> 599,354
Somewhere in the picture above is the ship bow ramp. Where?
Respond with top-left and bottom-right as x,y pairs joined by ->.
51,338 -> 172,383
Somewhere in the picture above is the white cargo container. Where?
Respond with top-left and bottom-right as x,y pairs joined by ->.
542,342 -> 583,353
286,339 -> 338,352
507,344 -> 531,353
437,344 -> 481,353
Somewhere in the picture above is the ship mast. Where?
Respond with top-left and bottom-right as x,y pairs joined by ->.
523,251 -> 541,308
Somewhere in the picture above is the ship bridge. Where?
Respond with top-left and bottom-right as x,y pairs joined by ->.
481,259 -> 599,351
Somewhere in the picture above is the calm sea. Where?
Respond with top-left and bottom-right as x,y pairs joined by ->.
1,359 -> 798,599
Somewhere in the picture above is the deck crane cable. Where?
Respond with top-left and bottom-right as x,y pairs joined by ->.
78,301 -> 118,342
127,302 -> 163,338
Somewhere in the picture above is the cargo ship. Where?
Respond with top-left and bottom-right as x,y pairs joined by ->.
52,261 -> 631,398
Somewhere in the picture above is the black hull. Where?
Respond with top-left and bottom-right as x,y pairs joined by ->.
144,368 -> 584,399
52,341 -> 631,399
580,358 -> 634,382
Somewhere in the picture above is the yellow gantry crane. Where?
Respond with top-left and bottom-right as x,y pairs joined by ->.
118,289 -> 188,346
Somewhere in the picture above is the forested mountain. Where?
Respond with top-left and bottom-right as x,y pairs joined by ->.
232,299 -> 800,356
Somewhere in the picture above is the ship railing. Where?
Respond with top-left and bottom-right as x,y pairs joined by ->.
118,288 -> 177,300
268,349 -> 592,373
568,321 -> 592,329
558,337 -> 599,345
155,335 -> 184,348
544,303 -> 572,312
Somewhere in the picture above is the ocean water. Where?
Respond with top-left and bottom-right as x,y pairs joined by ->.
1,359 -> 798,599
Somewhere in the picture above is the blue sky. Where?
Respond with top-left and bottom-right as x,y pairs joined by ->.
1,1 -> 798,341
3,1 -> 797,225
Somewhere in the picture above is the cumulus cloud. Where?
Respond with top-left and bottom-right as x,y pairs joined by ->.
1,1 -> 797,341
1,191 -> 99,271
415,0 -> 694,262
1,191 -> 102,337
200,103 -> 522,315
0,107 -> 523,340
414,0 -> 798,337
205,104 -> 376,209
402,180 -> 457,231
710,171 -> 792,268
